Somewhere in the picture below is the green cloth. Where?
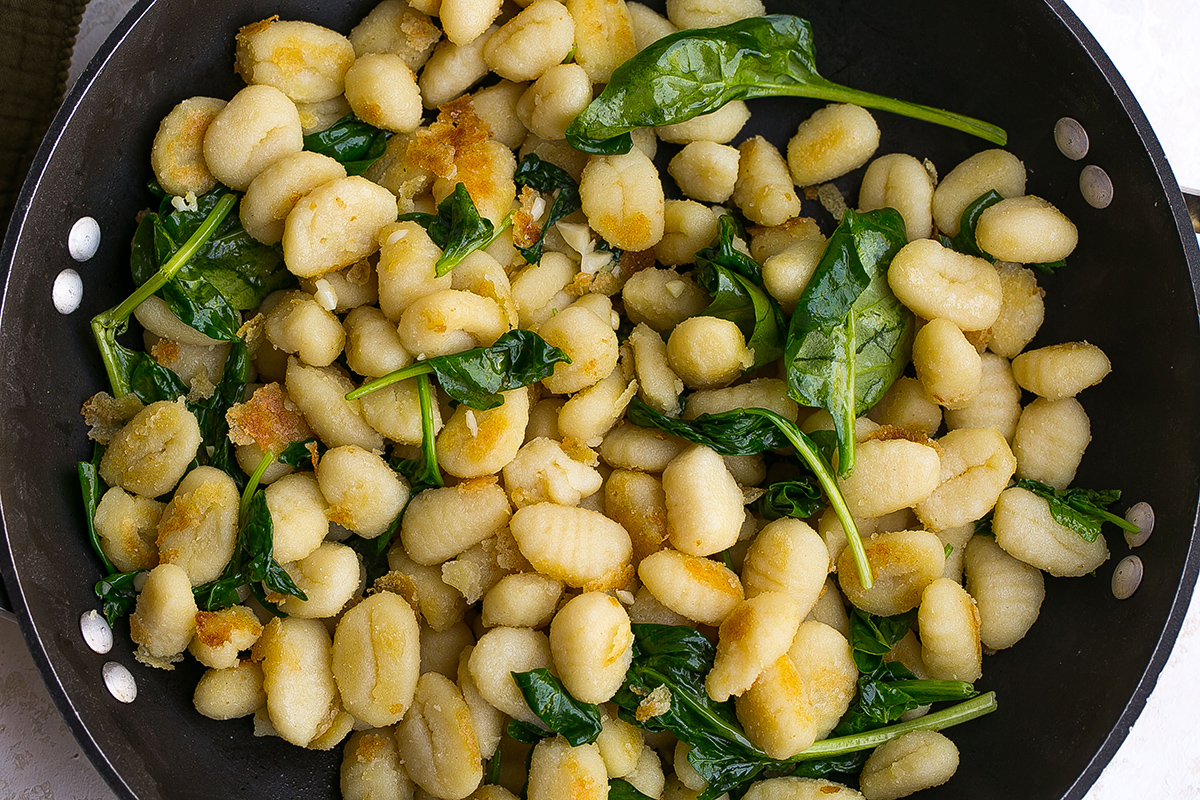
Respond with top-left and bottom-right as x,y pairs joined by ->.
0,0 -> 88,226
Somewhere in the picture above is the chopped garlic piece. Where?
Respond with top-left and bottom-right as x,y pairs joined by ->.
313,279 -> 337,311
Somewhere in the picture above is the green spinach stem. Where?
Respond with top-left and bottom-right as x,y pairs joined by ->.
787,692 -> 997,761
240,447 -> 275,526
764,81 -> 1007,146
346,361 -> 436,401
415,373 -> 445,488
91,192 -> 237,397
744,408 -> 874,590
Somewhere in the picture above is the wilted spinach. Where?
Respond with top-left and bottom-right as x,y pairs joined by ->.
608,780 -> 656,800
613,624 -> 995,800
275,439 -> 324,470
627,397 -> 788,455
626,399 -> 873,588
132,188 -> 291,335
756,479 -> 824,520
693,215 -> 786,369
513,154 -> 582,264
1016,478 -> 1138,543
78,445 -> 114,574
512,668 -> 603,747
835,609 -> 977,736
189,341 -> 250,486
348,329 -> 570,410
94,193 -> 238,396
402,183 -> 510,275
565,15 -> 1005,153
193,489 -> 306,612
785,208 -> 913,479
302,114 -> 388,175
95,570 -> 145,628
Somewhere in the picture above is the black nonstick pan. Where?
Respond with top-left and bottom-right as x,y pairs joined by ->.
1,1 -> 1198,798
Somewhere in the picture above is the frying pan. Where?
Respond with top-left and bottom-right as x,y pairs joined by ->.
1,0 -> 1198,798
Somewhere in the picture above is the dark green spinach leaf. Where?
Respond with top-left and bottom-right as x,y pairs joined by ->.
693,215 -> 785,369
193,490 -> 306,611
349,329 -> 570,410
565,16 -> 1005,153
513,668 -> 603,747
1016,478 -> 1138,542
756,479 -> 824,520
610,624 -> 995,800
513,154 -> 583,264
131,188 -> 291,339
506,719 -> 554,746
627,397 -> 789,456
302,114 -> 388,175
276,439 -> 324,470
95,570 -> 145,627
785,208 -> 913,477
835,609 -> 977,737
78,445 -> 115,574
188,340 -> 250,485
239,490 -> 305,599
402,183 -> 505,276
608,779 -> 656,800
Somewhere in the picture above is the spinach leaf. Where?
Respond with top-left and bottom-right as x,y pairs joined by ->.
975,511 -> 994,536
159,264 -> 243,341
188,340 -> 250,485
239,490 -> 306,598
1015,478 -> 1138,542
78,445 -> 115,575
943,190 -> 1067,274
785,208 -> 913,478
613,624 -> 767,798
757,479 -> 824,520
835,609 -> 977,736
276,439 -> 323,470
95,193 -> 239,396
132,188 -> 291,339
95,570 -> 145,628
693,215 -> 786,368
193,489 -> 306,611
513,154 -> 583,264
609,779 -> 656,800
402,183 -> 508,276
565,16 -> 1005,153
349,329 -> 570,410
506,719 -> 554,746
302,114 -> 389,175
513,668 -> 603,747
627,399 -> 874,588
615,624 -> 995,800
947,190 -> 1002,259
128,350 -> 189,403
627,397 -> 789,456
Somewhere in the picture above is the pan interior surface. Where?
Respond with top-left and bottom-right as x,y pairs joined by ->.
0,1 -> 1197,799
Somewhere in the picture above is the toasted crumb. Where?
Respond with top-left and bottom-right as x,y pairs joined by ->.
225,382 -> 313,451
407,96 -> 492,180
81,392 -> 144,444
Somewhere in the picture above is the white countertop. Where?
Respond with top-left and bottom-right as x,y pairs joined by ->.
2,0 -> 1198,798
